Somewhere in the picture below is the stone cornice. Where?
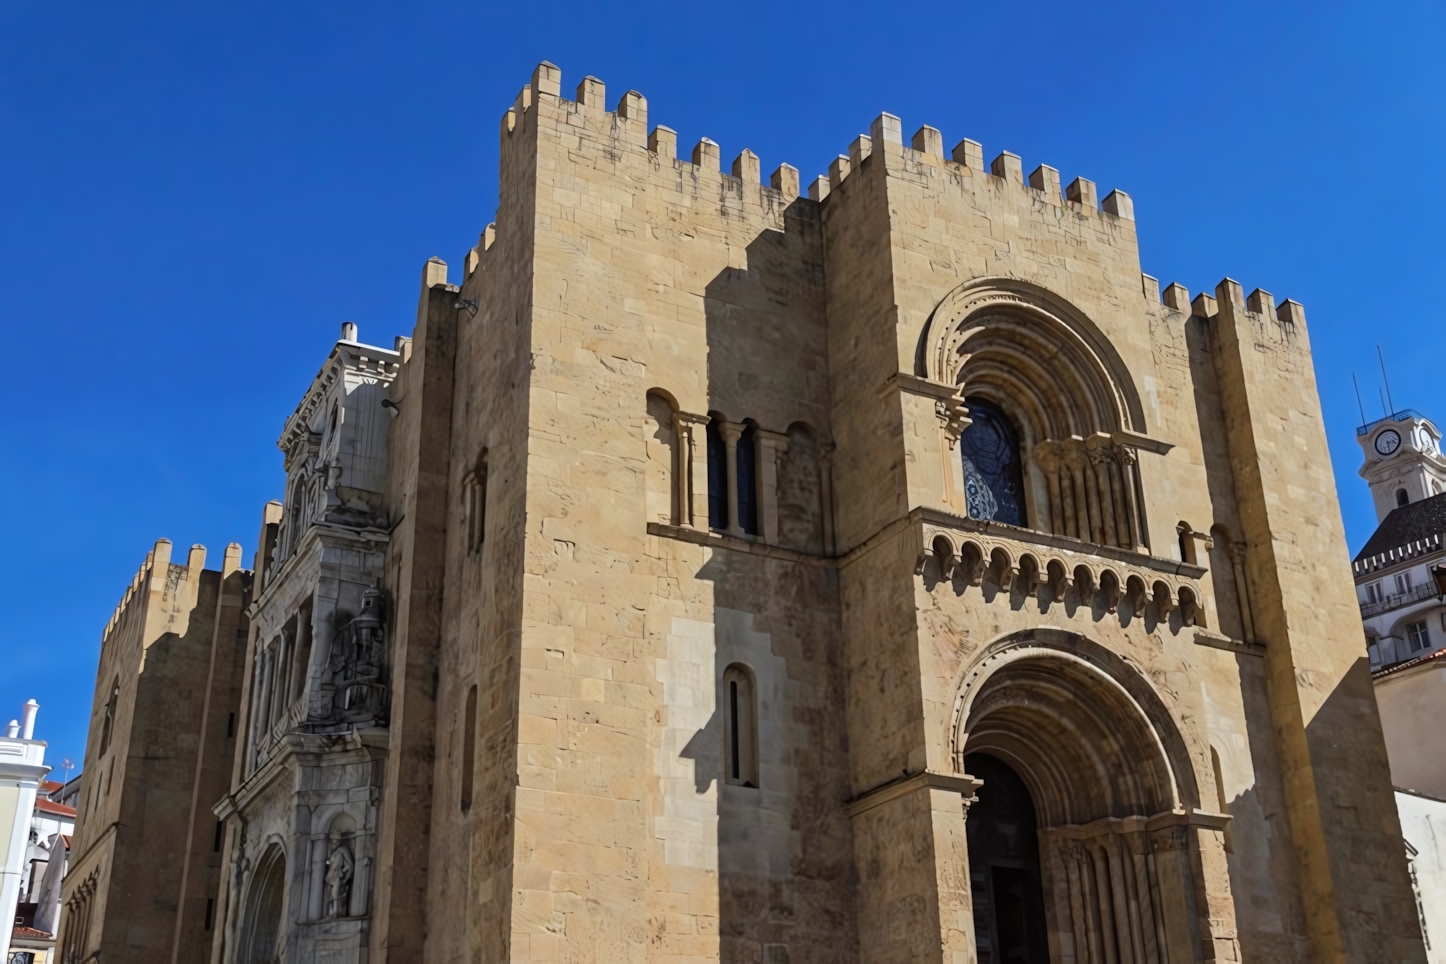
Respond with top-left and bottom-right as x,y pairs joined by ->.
278,340 -> 403,456
847,770 -> 983,817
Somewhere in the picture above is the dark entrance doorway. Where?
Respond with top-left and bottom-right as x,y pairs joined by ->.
965,753 -> 1049,963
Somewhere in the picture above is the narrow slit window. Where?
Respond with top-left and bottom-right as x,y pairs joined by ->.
463,455 -> 488,554
722,664 -> 759,788
460,684 -> 478,812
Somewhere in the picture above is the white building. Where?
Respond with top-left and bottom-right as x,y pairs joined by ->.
1353,410 -> 1446,961
1355,410 -> 1446,670
0,701 -> 49,964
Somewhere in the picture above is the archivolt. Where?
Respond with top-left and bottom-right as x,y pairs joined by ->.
917,277 -> 1145,439
951,629 -> 1198,828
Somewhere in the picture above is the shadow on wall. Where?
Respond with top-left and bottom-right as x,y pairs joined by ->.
643,204 -> 856,964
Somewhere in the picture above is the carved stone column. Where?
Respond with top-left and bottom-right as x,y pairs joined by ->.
673,412 -> 710,529
756,429 -> 790,545
1035,442 -> 1066,536
1063,440 -> 1092,543
1115,443 -> 1148,553
1086,433 -> 1120,548
720,421 -> 745,537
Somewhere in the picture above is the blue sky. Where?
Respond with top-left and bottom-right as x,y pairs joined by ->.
2,0 -> 1441,776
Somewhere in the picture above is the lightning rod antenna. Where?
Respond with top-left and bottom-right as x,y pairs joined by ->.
1353,373 -> 1368,426
1378,345 -> 1397,416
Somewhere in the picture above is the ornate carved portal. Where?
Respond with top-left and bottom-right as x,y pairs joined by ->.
954,633 -> 1235,963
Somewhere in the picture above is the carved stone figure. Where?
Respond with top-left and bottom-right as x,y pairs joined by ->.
325,844 -> 354,919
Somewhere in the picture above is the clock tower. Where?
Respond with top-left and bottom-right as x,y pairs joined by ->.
1357,409 -> 1446,522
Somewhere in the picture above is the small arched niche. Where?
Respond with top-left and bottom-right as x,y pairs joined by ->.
643,390 -> 679,525
777,422 -> 825,554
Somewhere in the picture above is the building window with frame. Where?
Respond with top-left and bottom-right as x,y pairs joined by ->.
958,397 -> 1026,527
1396,571 -> 1414,595
736,424 -> 758,536
1367,582 -> 1384,605
1397,488 -> 1411,508
1407,620 -> 1431,653
722,664 -> 758,789
463,454 -> 487,554
707,419 -> 728,531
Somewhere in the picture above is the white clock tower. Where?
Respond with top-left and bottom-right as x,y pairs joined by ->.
1357,409 -> 1446,522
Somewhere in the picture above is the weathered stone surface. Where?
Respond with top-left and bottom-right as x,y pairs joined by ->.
67,60 -> 1426,964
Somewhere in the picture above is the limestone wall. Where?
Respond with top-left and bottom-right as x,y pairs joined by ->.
63,541 -> 225,963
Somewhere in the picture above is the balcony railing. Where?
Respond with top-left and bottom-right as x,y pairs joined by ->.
1360,582 -> 1440,618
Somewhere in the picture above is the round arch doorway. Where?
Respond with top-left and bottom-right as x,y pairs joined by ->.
966,752 -> 1049,963
955,630 -> 1222,964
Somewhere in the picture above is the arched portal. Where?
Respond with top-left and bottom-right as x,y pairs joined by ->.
239,843 -> 286,964
919,278 -> 1151,549
954,631 -> 1216,964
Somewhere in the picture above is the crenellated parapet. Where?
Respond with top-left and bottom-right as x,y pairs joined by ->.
1146,276 -> 1308,340
492,62 -> 808,246
806,108 -> 1135,224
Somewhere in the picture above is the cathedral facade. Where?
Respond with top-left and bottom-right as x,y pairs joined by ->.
65,61 -> 1423,964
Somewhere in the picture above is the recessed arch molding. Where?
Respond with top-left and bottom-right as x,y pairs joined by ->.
917,278 -> 1170,551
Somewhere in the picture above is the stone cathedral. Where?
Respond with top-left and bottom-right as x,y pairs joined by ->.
61,61 -> 1424,964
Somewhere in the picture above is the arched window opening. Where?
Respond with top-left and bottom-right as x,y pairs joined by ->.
460,684 -> 478,813
959,397 -> 1026,527
289,603 -> 313,705
644,392 -> 680,525
736,424 -> 759,536
463,452 -> 488,554
722,664 -> 758,788
1397,488 -> 1410,508
1177,522 -> 1196,565
707,419 -> 728,530
99,680 -> 118,756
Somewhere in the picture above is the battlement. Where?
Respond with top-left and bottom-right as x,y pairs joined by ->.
807,109 -> 1135,223
100,538 -> 211,646
500,61 -> 804,210
488,60 -> 1143,277
1148,276 -> 1307,338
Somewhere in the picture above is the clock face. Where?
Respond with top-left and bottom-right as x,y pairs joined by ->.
1375,429 -> 1402,456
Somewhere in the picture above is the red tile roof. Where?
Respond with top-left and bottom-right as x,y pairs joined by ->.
1373,645 -> 1446,680
12,925 -> 53,941
40,780 -> 62,792
34,798 -> 76,818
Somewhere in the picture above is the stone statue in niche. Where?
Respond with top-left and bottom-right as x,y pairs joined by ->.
322,587 -> 388,724
324,844 -> 354,918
